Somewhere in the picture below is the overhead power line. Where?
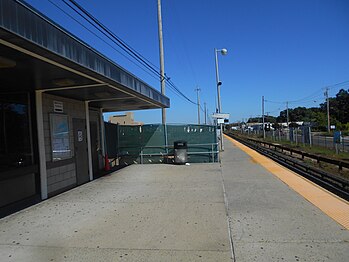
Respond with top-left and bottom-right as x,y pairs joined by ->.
265,107 -> 282,114
58,0 -> 197,106
265,89 -> 323,104
288,88 -> 324,104
47,0 -> 161,83
63,0 -> 161,77
327,80 -> 349,90
265,80 -> 349,105
167,79 -> 197,105
264,99 -> 284,104
200,105 -> 205,113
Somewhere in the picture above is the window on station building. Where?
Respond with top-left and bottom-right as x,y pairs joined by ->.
0,93 -> 33,172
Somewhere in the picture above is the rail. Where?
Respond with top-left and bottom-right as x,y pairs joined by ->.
226,132 -> 349,201
116,143 -> 219,164
235,134 -> 349,171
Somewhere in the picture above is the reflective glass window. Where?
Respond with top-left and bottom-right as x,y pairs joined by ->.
0,93 -> 33,172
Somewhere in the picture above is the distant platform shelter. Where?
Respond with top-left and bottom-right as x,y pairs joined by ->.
0,0 -> 169,217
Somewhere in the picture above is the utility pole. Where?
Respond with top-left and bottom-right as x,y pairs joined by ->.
286,101 -> 289,128
204,102 -> 207,125
157,0 -> 166,124
325,87 -> 330,132
262,96 -> 265,139
195,87 -> 201,124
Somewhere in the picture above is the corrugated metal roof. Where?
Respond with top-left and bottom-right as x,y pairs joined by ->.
0,0 -> 169,108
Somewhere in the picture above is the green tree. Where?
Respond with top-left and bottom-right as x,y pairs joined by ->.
335,89 -> 349,123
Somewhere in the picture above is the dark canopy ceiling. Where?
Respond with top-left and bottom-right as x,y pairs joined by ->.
0,0 -> 169,112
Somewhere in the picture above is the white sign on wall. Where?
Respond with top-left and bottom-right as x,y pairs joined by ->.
53,101 -> 64,113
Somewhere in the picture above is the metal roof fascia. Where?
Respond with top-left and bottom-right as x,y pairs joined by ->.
0,0 -> 169,107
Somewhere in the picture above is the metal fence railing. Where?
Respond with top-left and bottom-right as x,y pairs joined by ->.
105,123 -> 219,164
141,143 -> 219,164
116,143 -> 219,165
240,128 -> 349,153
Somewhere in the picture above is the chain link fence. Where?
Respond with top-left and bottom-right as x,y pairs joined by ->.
240,128 -> 349,153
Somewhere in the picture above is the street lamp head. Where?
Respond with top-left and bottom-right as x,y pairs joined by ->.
220,48 -> 228,55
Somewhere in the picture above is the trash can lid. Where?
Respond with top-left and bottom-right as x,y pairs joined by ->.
174,140 -> 188,148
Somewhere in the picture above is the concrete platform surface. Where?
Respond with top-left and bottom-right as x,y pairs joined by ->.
222,137 -> 349,262
0,137 -> 348,262
0,164 -> 231,262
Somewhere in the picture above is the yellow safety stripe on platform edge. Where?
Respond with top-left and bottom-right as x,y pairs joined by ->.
225,135 -> 349,230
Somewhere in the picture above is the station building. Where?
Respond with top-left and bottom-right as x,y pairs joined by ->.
0,0 -> 169,217
108,112 -> 144,126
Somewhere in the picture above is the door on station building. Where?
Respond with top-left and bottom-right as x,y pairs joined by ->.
73,118 -> 89,185
89,121 -> 99,177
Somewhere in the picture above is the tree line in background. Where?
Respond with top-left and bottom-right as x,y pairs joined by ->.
246,89 -> 349,131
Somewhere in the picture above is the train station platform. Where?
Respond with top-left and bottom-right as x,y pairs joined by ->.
0,137 -> 348,261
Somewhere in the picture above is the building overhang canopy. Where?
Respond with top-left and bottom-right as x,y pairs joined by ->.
0,0 -> 170,112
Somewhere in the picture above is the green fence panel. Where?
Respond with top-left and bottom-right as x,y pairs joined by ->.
166,125 -> 218,163
167,124 -> 217,145
117,125 -> 141,164
140,124 -> 166,154
105,123 -> 218,164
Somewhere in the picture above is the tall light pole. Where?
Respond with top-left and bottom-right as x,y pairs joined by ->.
325,87 -> 330,132
262,96 -> 265,139
157,0 -> 166,124
204,102 -> 207,125
195,86 -> 201,125
286,101 -> 289,128
214,48 -> 228,151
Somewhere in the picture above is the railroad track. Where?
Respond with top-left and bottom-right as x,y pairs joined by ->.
226,133 -> 349,201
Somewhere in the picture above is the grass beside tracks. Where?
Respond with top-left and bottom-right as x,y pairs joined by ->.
227,132 -> 349,180
262,137 -> 349,161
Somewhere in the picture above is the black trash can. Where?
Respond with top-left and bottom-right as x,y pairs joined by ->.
174,140 -> 188,164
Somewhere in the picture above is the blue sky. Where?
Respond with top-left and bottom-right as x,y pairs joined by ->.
24,0 -> 349,124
